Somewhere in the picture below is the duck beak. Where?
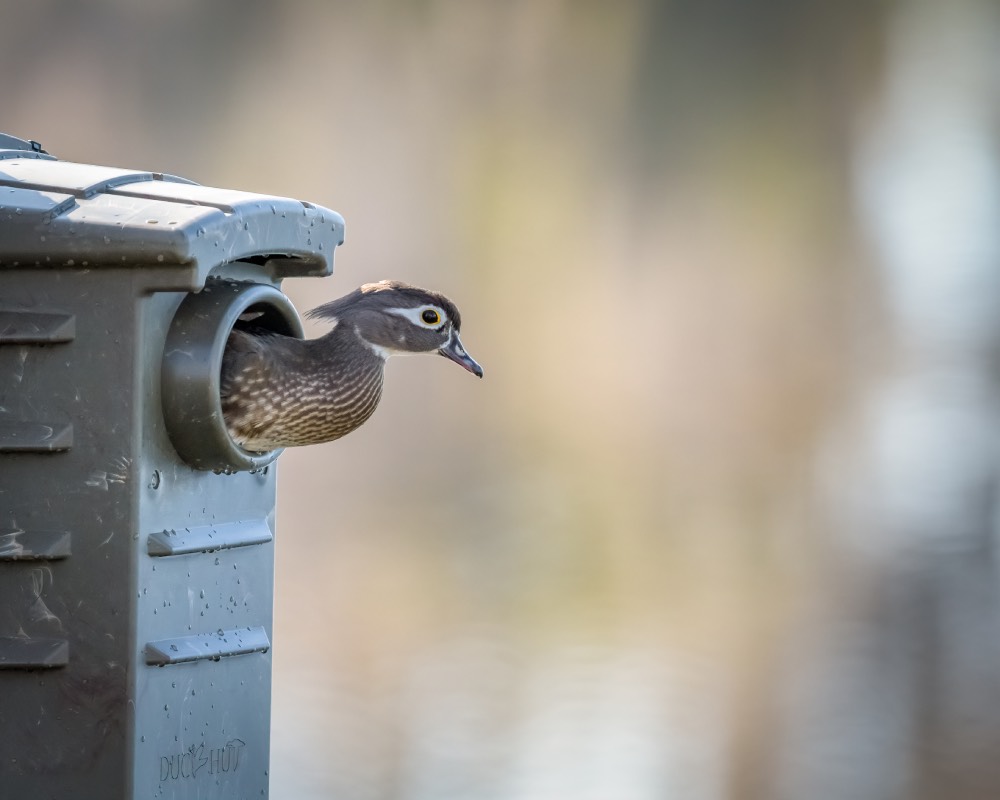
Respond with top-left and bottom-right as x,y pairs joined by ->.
439,330 -> 483,378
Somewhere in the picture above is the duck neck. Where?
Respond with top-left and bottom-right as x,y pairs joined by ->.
307,321 -> 387,386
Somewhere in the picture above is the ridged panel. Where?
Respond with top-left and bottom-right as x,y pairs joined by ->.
0,529 -> 71,560
0,637 -> 69,669
0,310 -> 75,343
147,519 -> 272,557
145,626 -> 270,666
0,421 -> 72,452
0,159 -> 155,199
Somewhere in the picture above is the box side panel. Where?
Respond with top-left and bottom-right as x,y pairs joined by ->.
131,289 -> 276,799
0,271 -> 140,799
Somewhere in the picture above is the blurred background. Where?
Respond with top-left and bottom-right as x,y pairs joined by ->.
6,1 -> 1000,797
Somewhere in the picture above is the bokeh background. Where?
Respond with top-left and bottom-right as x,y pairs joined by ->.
6,1 -> 1000,797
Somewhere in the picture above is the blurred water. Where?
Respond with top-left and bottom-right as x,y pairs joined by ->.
787,2 -> 1000,798
274,637 -> 728,800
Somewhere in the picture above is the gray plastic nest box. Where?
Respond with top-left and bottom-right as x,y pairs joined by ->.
0,133 -> 344,799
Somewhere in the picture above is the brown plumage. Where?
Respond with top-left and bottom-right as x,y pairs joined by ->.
221,281 -> 482,452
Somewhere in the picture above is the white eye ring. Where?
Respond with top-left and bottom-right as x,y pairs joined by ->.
388,304 -> 448,329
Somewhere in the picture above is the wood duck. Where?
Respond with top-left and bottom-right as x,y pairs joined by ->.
221,280 -> 482,452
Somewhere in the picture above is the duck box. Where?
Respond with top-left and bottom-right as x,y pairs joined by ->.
0,133 -> 344,799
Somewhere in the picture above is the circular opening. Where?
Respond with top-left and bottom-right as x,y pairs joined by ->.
161,280 -> 304,472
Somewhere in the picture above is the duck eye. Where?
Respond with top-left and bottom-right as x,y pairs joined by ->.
421,309 -> 440,325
